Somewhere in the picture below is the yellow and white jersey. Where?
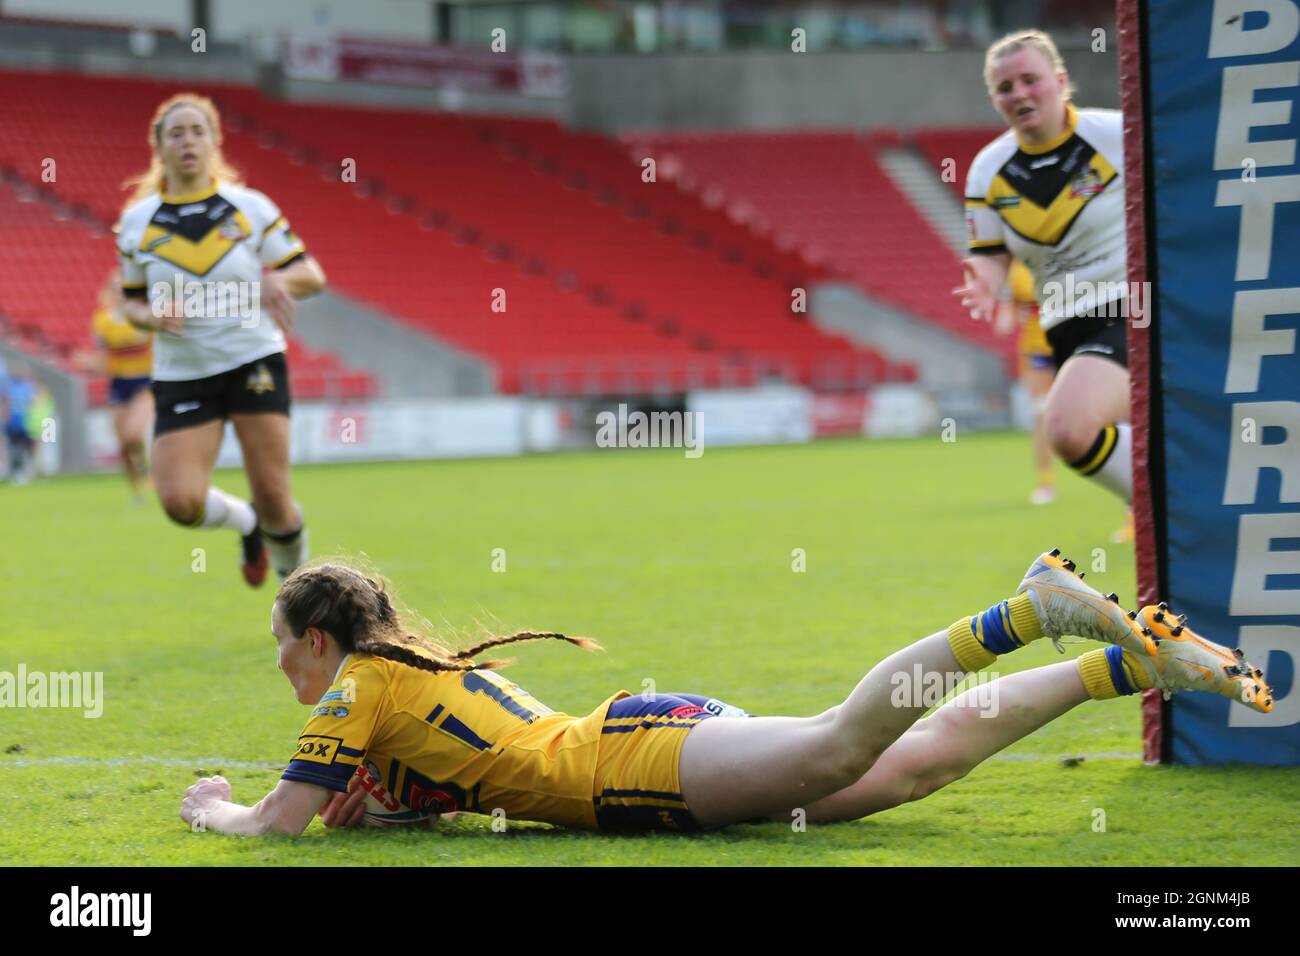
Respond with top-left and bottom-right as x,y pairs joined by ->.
965,105 -> 1126,331
282,654 -> 625,830
114,182 -> 307,382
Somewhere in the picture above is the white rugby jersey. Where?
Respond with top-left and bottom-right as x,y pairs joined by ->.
115,182 -> 308,381
965,105 -> 1127,331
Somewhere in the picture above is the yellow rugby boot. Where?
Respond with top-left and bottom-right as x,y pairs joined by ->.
1131,603 -> 1275,714
1017,548 -> 1156,655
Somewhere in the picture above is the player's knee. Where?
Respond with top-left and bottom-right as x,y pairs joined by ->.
821,726 -> 882,788
1044,409 -> 1097,461
818,749 -> 872,794
156,489 -> 204,528
909,766 -> 968,801
158,489 -> 203,526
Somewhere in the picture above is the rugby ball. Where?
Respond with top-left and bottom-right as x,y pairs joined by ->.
355,761 -> 439,828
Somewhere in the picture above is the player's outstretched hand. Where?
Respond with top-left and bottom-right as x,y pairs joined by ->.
952,259 -> 996,323
319,772 -> 368,829
181,774 -> 232,827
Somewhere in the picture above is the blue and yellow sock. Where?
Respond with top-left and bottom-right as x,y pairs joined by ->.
1077,645 -> 1155,700
946,593 -> 1044,671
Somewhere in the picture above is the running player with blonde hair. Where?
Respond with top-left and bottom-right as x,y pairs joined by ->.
115,93 -> 327,584
955,31 -> 1134,506
179,553 -> 1273,835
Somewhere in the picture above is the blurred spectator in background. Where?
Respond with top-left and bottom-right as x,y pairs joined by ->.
3,361 -> 39,484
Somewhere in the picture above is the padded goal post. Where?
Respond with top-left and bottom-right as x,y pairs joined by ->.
1119,0 -> 1299,764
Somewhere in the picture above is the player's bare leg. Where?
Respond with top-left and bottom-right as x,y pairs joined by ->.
114,387 -> 153,500
791,660 -> 1088,822
1024,364 -> 1055,504
792,601 -> 1276,823
152,418 -> 225,525
232,411 -> 307,579
1042,354 -> 1131,501
680,629 -> 971,828
154,416 -> 265,584
681,550 -> 1149,829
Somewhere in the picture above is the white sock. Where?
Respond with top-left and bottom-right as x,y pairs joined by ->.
1072,423 -> 1132,502
198,487 -> 258,535
264,521 -> 309,577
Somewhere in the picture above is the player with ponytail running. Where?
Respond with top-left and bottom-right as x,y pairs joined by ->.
179,554 -> 1273,836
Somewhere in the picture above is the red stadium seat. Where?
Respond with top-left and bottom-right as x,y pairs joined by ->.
0,69 -> 915,396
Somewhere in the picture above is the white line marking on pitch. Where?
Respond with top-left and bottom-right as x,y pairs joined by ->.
5,752 -> 1145,769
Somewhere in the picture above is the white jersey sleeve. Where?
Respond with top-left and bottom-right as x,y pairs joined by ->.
113,196 -> 161,296
237,187 -> 308,269
964,131 -> 1018,256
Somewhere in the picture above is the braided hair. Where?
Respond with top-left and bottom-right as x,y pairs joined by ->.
275,563 -> 598,674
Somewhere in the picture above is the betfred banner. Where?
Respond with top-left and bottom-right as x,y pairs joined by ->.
1139,1 -> 1300,762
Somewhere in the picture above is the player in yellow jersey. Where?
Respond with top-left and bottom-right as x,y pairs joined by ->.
997,259 -> 1055,505
179,559 -> 1273,835
90,270 -> 154,501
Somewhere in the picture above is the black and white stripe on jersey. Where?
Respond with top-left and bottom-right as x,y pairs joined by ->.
997,137 -> 1099,210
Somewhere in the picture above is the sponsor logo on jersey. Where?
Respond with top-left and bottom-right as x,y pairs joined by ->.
992,196 -> 1022,209
1070,167 -> 1105,199
293,734 -> 342,764
246,363 -> 275,394
309,704 -> 349,718
1029,155 -> 1060,169
218,216 -> 246,241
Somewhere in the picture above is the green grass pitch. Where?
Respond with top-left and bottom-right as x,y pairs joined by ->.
3,432 -> 1296,865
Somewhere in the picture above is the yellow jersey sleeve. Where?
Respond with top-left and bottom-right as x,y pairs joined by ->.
91,307 -> 148,348
281,656 -> 389,792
